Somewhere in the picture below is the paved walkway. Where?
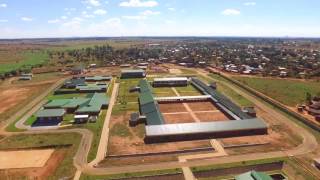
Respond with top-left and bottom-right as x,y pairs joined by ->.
171,87 -> 201,122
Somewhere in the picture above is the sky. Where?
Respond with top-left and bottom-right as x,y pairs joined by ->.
0,0 -> 320,38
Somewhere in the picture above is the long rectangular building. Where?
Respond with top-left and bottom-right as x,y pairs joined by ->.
145,118 -> 268,143
153,77 -> 189,87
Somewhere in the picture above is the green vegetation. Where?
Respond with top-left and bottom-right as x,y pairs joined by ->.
0,133 -> 81,179
152,87 -> 176,97
233,77 -> 320,106
80,168 -> 182,180
24,115 -> 36,126
207,74 -> 254,107
0,51 -> 49,74
118,78 -> 140,103
191,157 -> 286,172
110,122 -> 132,137
175,85 -> 202,96
80,110 -> 107,162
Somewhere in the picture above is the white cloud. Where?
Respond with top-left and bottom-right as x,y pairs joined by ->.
48,19 -> 60,24
119,0 -> 158,8
140,10 -> 160,16
222,9 -> 241,16
83,0 -> 101,7
21,17 -> 33,22
0,19 -> 8,23
168,7 -> 175,11
123,10 -> 160,20
0,3 -> 7,8
244,2 -> 256,6
105,18 -> 121,27
61,16 -> 68,20
93,9 -> 107,15
122,15 -> 146,20
82,11 -> 95,18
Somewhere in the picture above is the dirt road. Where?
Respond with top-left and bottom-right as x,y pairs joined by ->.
88,83 -> 119,167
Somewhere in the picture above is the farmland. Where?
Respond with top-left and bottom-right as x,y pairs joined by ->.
233,76 -> 320,106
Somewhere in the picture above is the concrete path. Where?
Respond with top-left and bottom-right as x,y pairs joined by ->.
88,83 -> 119,167
179,157 -> 196,180
171,87 -> 201,122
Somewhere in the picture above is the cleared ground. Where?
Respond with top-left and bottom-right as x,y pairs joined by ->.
0,149 -> 54,169
159,103 -> 187,113
187,101 -> 218,112
163,113 -> 195,124
196,112 -> 230,122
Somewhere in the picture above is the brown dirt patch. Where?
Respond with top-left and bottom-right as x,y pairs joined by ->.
0,148 -> 66,179
0,87 -> 31,114
108,113 -> 211,156
163,113 -> 196,124
196,112 -> 230,122
187,101 -> 218,111
0,149 -> 54,169
159,103 -> 187,113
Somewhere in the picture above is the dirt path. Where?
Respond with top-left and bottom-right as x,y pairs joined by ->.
88,83 -> 119,167
171,87 -> 200,123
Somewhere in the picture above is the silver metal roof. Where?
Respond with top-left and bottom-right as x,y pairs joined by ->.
153,77 -> 188,82
146,118 -> 267,137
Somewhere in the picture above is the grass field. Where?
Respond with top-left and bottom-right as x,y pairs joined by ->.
0,51 -> 49,74
207,74 -> 254,107
233,77 -> 320,106
0,133 -> 81,179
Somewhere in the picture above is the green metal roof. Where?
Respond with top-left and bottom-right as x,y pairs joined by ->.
235,171 -> 273,180
85,76 -> 112,81
137,79 -> 164,125
139,92 -> 154,106
139,79 -> 152,93
36,109 -> 66,118
145,111 -> 165,125
76,93 -> 109,113
44,99 -> 70,108
62,98 -> 90,108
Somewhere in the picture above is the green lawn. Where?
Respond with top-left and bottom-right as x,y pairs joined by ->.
207,74 -> 254,107
0,51 -> 49,74
0,133 -> 81,179
117,79 -> 141,103
110,122 -> 132,137
175,85 -> 202,96
80,168 -> 182,180
233,77 -> 320,106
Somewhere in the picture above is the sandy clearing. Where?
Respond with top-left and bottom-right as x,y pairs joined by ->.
169,69 -> 182,74
0,87 -> 30,114
0,149 -> 54,169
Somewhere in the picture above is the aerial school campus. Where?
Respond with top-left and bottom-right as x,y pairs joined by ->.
0,43 -> 320,180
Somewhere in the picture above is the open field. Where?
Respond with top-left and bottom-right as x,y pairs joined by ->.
0,149 -> 54,169
0,77 -> 61,124
0,133 -> 81,179
0,51 -> 49,74
233,76 -> 320,106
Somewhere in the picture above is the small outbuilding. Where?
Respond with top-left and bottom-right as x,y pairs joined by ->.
74,114 -> 89,124
19,73 -> 33,81
34,109 -> 66,126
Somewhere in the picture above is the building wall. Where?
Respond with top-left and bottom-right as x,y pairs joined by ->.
144,128 -> 268,144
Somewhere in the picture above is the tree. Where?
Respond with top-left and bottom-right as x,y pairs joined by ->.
306,92 -> 312,104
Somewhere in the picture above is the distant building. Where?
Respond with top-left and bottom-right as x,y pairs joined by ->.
121,69 -> 146,79
153,77 -> 189,87
71,66 -> 85,75
19,73 -> 33,81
